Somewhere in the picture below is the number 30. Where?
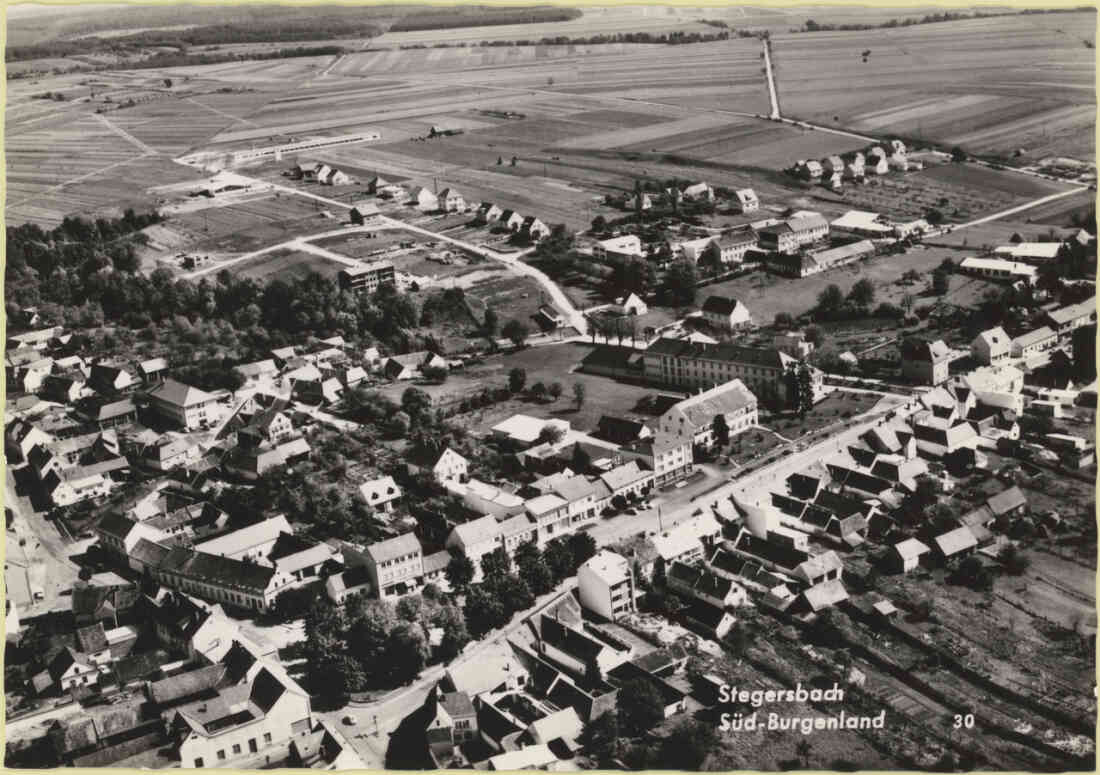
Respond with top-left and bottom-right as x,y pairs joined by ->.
953,714 -> 975,729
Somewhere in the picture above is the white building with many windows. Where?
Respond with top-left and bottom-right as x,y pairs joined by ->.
578,551 -> 636,620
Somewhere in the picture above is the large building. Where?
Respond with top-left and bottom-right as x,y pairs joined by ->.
971,326 -> 1011,365
147,379 -> 222,431
642,337 -> 818,404
337,261 -> 396,294
578,551 -> 636,621
1044,297 -> 1097,340
901,338 -> 952,386
658,379 -> 758,449
357,533 -> 424,600
593,235 -> 644,264
958,257 -> 1036,285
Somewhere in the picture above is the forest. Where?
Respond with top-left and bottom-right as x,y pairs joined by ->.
388,5 -> 581,32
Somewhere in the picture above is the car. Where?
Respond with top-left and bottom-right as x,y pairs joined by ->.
343,716 -> 357,726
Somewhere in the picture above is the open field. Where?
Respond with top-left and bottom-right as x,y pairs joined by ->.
233,248 -> 342,282
772,12 -> 1096,162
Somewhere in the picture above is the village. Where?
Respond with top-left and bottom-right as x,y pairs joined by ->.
4,4 -> 1099,773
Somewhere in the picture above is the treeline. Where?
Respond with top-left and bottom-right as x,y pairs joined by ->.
388,6 -> 582,32
402,29 -> 735,49
7,19 -> 377,62
797,7 -> 1093,32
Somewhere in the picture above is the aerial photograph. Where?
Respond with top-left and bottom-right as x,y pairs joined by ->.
2,2 -> 1096,771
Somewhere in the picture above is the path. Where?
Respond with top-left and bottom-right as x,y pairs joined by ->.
185,96 -> 259,127
761,40 -> 780,119
94,112 -> 158,156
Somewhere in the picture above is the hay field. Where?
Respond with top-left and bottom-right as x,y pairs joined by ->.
771,12 -> 1096,162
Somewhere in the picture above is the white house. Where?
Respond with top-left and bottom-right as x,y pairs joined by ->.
971,326 -> 1011,365
659,379 -> 758,449
732,188 -> 759,213
438,188 -> 466,212
594,235 -> 644,263
410,187 -> 439,211
360,475 -> 402,513
700,296 -> 752,330
577,550 -> 636,621
431,448 -> 469,483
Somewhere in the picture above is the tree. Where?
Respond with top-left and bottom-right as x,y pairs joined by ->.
848,278 -> 875,308
548,381 -> 563,401
950,145 -> 967,162
483,307 -> 499,337
659,259 -> 697,306
395,595 -> 427,625
272,584 -> 321,622
931,268 -> 950,296
617,678 -> 666,735
503,319 -> 528,347
350,208 -> 364,226
1000,544 -> 1030,576
901,293 -> 915,316
1019,413 -> 1054,436
387,411 -> 411,438
804,325 -> 823,347
786,363 -> 814,416
578,710 -> 621,765
660,720 -> 717,770
530,381 -> 548,401
543,538 -> 574,581
567,531 -> 597,570
480,546 -> 511,581
163,78 -> 173,88
573,381 -> 586,410
346,597 -> 398,679
78,566 -> 93,581
953,555 -> 993,591
432,604 -> 470,661
385,622 -> 430,684
401,386 -> 432,420
774,312 -> 794,329
712,413 -> 730,448
570,442 -> 593,473
515,542 -> 555,595
538,424 -> 565,445
591,215 -> 607,234
508,367 -> 527,394
445,553 -> 475,594
816,284 -> 845,315
464,584 -> 509,638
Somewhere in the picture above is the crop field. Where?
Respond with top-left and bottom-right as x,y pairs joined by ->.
155,196 -> 331,258
771,12 -> 1096,162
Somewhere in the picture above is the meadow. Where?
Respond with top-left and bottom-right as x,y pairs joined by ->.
771,12 -> 1096,162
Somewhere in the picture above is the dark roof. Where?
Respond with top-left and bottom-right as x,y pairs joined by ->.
439,691 -> 476,718
987,486 -> 1027,516
580,345 -> 641,372
250,668 -> 286,712
129,538 -> 171,570
97,512 -> 138,542
826,465 -> 892,496
157,548 -> 276,592
787,473 -> 820,500
682,599 -> 731,631
222,641 -> 260,683
813,490 -> 873,519
113,651 -> 165,686
595,415 -> 648,444
644,338 -> 786,369
539,616 -> 605,662
149,664 -> 228,706
700,296 -> 743,316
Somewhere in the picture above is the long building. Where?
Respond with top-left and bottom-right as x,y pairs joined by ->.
641,338 -> 820,404
337,261 -> 396,294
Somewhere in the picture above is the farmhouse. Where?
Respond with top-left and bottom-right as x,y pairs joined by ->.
681,181 -> 714,201
337,261 -> 396,294
971,327 -> 1011,365
771,239 -> 875,278
147,379 -> 221,430
658,379 -> 758,449
732,188 -> 759,213
700,296 -> 752,330
628,192 -> 653,211
594,235 -> 644,263
676,236 -> 718,263
958,257 -> 1036,285
437,187 -> 465,212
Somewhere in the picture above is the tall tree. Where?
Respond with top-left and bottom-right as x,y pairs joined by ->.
480,546 -> 512,581
617,678 -> 666,735
385,622 -> 430,684
712,413 -> 730,448
508,367 -> 527,394
445,553 -> 475,594
573,381 -> 587,410
502,319 -> 528,347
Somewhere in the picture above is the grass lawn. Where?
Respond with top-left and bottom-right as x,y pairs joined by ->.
724,426 -> 786,467
764,389 -> 882,439
234,249 -> 344,282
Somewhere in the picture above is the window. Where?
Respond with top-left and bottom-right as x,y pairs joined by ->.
217,750 -> 226,761
249,739 -> 258,753
195,759 -> 204,768
264,733 -> 272,744
232,744 -> 242,755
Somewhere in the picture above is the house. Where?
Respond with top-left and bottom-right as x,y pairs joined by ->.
756,223 -> 798,254
958,257 -> 1037,285
360,475 -> 402,513
682,600 -> 736,639
5,420 -> 52,463
986,485 -> 1027,519
366,175 -> 392,194
432,447 -> 469,483
410,186 -> 439,211
700,296 -> 752,330
578,551 -> 636,620
445,516 -> 503,581
193,515 -> 292,565
889,538 -> 931,573
971,327 -> 1011,365
994,242 -> 1062,262
659,379 -> 758,450
797,160 -> 824,180
1011,326 -> 1057,358
666,561 -> 748,609
932,526 -> 978,562
794,578 -> 850,614
239,410 -> 296,448
620,433 -> 693,488
599,461 -> 653,500
492,414 -> 569,448
89,363 -> 136,395
382,350 -> 447,381
534,612 -> 633,678
325,565 -> 372,604
427,690 -> 479,763
618,292 -> 648,316
38,647 -> 99,694
475,203 -> 504,224
143,437 -> 202,471
593,235 -> 644,264
359,533 -> 424,600
147,379 -> 222,430
595,416 -> 652,445
732,188 -> 759,213
676,236 -> 717,263
888,153 -> 909,172
41,374 -> 87,404
773,331 -> 815,360
438,187 -> 466,212
682,181 -> 714,201
901,338 -> 952,386
487,745 -> 558,771
822,155 -> 844,175
628,192 -> 653,211
1043,297 -> 1097,339
234,360 -> 278,384
499,210 -> 525,232
522,216 -> 550,241
844,153 -> 866,180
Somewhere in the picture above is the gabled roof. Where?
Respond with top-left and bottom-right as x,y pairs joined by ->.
149,664 -> 228,706
892,537 -> 930,561
360,475 -> 402,505
76,622 -> 109,653
986,486 -> 1027,516
933,526 -> 978,556
802,578 -> 848,611
700,296 -> 747,316
148,378 -> 216,408
645,337 -> 790,369
451,514 -> 502,547
365,532 -> 421,564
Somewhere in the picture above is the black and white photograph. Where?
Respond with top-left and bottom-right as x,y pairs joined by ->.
3,1 -> 1097,770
